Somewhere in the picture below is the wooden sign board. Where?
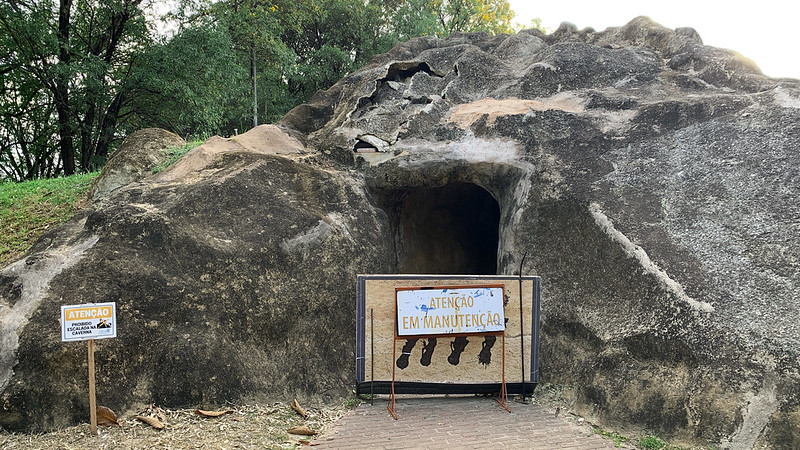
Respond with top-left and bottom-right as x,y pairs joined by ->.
356,275 -> 539,395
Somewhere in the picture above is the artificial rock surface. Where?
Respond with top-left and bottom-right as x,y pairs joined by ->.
2,16 -> 799,448
89,128 -> 186,201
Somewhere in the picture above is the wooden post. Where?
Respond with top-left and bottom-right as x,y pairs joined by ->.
369,308 -> 375,405
88,339 -> 97,434
519,253 -> 527,400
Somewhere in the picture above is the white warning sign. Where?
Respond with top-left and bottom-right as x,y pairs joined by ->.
61,303 -> 117,342
396,286 -> 505,336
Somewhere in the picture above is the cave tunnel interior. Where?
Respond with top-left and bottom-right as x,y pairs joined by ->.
373,182 -> 501,275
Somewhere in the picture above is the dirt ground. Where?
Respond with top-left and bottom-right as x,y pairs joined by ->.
0,401 -> 350,450
0,386 -> 619,449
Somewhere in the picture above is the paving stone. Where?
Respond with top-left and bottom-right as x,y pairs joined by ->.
313,397 -> 625,449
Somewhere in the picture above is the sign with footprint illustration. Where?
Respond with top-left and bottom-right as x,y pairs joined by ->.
356,275 -> 540,395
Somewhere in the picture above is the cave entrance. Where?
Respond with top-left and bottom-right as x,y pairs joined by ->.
375,183 -> 500,275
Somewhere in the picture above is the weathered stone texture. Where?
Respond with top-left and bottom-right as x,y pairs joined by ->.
2,16 -> 799,447
1,133 -> 392,430
90,128 -> 185,200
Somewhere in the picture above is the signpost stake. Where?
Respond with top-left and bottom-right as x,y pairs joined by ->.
495,332 -> 510,412
519,253 -> 527,401
369,308 -> 375,406
388,337 -> 398,419
61,302 -> 116,435
88,339 -> 97,435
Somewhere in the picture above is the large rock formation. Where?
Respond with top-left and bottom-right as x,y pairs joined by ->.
89,128 -> 186,201
1,16 -> 799,447
0,124 -> 392,431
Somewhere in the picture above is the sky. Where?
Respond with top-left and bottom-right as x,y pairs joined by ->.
507,0 -> 799,79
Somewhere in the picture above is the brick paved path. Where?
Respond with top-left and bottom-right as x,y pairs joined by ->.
313,396 -> 620,449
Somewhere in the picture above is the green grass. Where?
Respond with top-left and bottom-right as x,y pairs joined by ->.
152,139 -> 203,174
0,172 -> 98,267
590,425 -> 706,449
638,434 -> 669,449
637,434 -> 693,450
590,429 -> 693,450
342,393 -> 379,409
591,425 -> 630,447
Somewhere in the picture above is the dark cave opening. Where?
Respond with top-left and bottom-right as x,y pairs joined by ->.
374,183 -> 501,275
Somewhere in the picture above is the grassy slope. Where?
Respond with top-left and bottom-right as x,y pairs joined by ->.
0,172 -> 98,268
0,140 -> 200,269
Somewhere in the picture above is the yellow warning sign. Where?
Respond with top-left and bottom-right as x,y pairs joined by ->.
61,303 -> 117,342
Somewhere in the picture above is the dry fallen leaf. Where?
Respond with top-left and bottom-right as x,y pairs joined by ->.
290,399 -> 307,418
287,425 -> 317,436
195,409 -> 234,418
135,415 -> 165,430
1,402 -> 350,448
299,440 -> 320,446
96,406 -> 120,426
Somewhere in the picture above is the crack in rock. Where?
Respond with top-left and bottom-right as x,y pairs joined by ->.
589,202 -> 714,313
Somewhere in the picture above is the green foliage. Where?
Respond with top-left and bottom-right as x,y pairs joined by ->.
345,393 -> 375,409
0,1 -> 60,181
0,0 -> 154,178
636,434 -> 695,450
381,0 -> 440,40
591,425 -> 630,447
172,0 -> 519,127
152,140 -> 204,174
128,25 -> 250,137
437,0 -> 516,35
589,431 -> 691,450
1,0 -> 526,181
383,0 -> 516,38
639,435 -> 670,449
0,172 -> 97,267
344,396 -> 362,409
524,17 -> 544,32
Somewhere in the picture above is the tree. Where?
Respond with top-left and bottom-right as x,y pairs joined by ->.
175,0 -> 393,125
434,0 -> 515,35
0,7 -> 60,180
0,72 -> 61,180
187,0 -> 515,126
381,0 -> 515,39
0,0 -> 521,180
124,25 -> 250,137
0,0 -> 152,178
276,0 -> 392,101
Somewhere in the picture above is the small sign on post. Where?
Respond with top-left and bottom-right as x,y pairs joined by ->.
61,302 -> 117,435
61,303 -> 117,342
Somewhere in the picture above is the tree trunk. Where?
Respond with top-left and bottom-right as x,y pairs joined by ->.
80,101 -> 97,171
95,91 -> 124,162
55,0 -> 75,176
251,45 -> 258,128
